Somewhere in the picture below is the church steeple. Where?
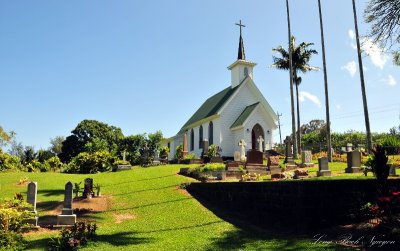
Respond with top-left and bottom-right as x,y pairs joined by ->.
228,20 -> 256,88
236,20 -> 246,60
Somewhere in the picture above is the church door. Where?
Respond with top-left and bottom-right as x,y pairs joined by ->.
251,124 -> 265,150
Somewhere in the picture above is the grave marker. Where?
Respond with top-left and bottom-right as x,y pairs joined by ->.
345,150 -> 362,173
57,181 -> 77,226
317,157 -> 331,176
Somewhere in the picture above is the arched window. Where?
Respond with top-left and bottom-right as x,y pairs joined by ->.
199,125 -> 203,148
208,121 -> 213,145
190,129 -> 194,151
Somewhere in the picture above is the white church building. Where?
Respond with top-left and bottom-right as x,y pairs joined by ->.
165,23 -> 277,160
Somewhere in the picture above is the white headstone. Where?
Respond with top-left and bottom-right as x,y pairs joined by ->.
257,136 -> 264,152
238,139 -> 247,162
234,151 -> 241,162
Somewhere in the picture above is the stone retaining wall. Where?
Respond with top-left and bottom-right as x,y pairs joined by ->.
187,179 -> 400,231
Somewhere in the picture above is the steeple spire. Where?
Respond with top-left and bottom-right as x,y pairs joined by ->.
235,20 -> 246,60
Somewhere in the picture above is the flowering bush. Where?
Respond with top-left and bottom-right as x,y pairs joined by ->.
0,194 -> 35,251
48,222 -> 97,251
241,173 -> 261,182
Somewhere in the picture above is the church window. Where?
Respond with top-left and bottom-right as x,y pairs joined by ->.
190,129 -> 194,151
244,67 -> 248,77
199,125 -> 203,148
208,122 -> 213,145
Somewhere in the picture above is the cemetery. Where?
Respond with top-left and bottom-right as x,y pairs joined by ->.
1,1 -> 400,250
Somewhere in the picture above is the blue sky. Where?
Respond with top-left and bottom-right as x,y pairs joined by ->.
0,0 -> 399,149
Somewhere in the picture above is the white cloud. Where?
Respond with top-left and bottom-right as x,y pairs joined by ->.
379,75 -> 397,86
299,91 -> 321,107
348,29 -> 387,69
341,61 -> 357,77
361,38 -> 388,69
388,75 -> 397,86
348,29 -> 355,40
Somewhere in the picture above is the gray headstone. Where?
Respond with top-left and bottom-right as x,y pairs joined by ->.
27,182 -> 37,212
318,157 -> 329,171
202,139 -> 209,156
63,181 -> 73,210
389,165 -> 396,176
345,150 -> 362,173
347,150 -> 361,168
301,151 -> 313,164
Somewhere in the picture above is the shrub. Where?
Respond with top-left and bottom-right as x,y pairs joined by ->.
47,156 -> 63,171
0,195 -> 35,251
381,135 -> 400,155
0,230 -> 25,251
0,149 -> 24,172
48,222 -> 97,251
208,145 -> 217,158
159,146 -> 169,158
66,151 -> 115,174
175,145 -> 184,161
202,163 -> 225,172
184,153 -> 198,160
371,145 -> 390,194
24,160 -> 50,173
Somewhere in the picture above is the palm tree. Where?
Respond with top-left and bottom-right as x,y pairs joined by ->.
272,36 -> 318,154
352,0 -> 372,152
317,0 -> 332,162
285,0 -> 297,159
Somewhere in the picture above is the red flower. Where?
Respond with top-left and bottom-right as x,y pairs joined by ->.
377,196 -> 392,203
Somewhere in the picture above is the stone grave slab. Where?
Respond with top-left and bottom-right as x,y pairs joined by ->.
26,182 -> 38,226
57,181 -> 76,226
317,157 -> 331,177
345,150 -> 362,173
301,150 -> 314,167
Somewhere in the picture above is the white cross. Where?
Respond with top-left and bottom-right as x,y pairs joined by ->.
238,139 -> 247,162
257,136 -> 264,152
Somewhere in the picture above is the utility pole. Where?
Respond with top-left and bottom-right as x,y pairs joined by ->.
277,111 -> 283,145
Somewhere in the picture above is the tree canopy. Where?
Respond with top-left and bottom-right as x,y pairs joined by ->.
59,120 -> 124,162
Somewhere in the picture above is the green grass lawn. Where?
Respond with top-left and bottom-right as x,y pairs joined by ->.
1,165 -> 353,250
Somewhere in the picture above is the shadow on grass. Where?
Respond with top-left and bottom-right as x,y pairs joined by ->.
102,174 -> 177,188
95,231 -> 154,246
26,236 -> 53,250
38,189 -> 64,197
108,197 -> 193,212
137,220 -> 223,234
36,200 -> 61,212
112,184 -> 177,196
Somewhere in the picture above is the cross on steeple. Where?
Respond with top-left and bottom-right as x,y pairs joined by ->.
235,20 -> 245,36
235,20 -> 246,60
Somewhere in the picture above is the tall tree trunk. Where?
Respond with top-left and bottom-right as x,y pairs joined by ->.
352,0 -> 373,152
286,0 -> 298,159
295,73 -> 301,154
317,0 -> 332,161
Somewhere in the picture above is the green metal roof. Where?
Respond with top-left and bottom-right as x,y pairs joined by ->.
178,84 -> 241,134
230,102 -> 259,129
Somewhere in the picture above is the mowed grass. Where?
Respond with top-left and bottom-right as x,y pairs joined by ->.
0,165 -> 352,250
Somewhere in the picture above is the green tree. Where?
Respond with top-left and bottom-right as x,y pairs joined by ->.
272,36 -> 318,154
23,146 -> 37,164
0,126 -> 14,148
49,136 -> 64,155
365,0 -> 400,66
59,120 -> 124,162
